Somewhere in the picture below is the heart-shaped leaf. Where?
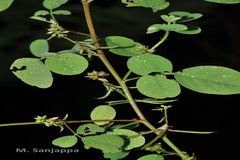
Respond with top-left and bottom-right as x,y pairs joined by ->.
52,135 -> 78,148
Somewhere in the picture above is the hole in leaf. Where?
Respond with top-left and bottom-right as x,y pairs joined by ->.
10,66 -> 27,72
84,127 -> 91,133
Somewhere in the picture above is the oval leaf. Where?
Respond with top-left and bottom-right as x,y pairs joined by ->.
205,0 -> 240,4
127,54 -> 173,76
10,58 -> 53,88
137,75 -> 181,99
45,53 -> 88,75
169,11 -> 203,23
90,105 -> 116,126
52,10 -> 71,15
109,129 -> 145,150
43,0 -> 68,9
147,24 -> 187,34
82,135 -> 124,153
137,154 -> 164,160
77,123 -> 105,135
175,66 -> 240,95
122,0 -> 170,12
30,39 -> 49,57
52,135 -> 78,148
175,25 -> 201,35
0,0 -> 14,12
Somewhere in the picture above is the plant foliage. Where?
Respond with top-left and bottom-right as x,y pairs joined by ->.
1,0 -> 240,160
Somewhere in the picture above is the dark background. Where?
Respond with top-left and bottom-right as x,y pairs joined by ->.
0,0 -> 239,159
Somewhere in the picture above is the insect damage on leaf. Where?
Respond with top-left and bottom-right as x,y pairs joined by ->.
126,0 -> 137,4
10,66 -> 27,72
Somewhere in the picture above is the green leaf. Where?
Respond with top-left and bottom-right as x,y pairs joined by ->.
161,15 -> 181,23
147,24 -> 187,34
29,39 -> 49,57
10,58 -> 53,88
52,10 -> 71,15
77,123 -> 105,135
205,0 -> 240,4
105,36 -> 145,57
174,66 -> 240,95
45,53 -> 88,75
0,0 -> 14,12
127,54 -> 173,76
137,154 -> 164,160
52,135 -> 78,148
122,0 -> 170,12
104,151 -> 130,160
105,36 -> 135,48
137,75 -> 181,99
175,25 -> 201,35
34,10 -> 50,16
108,129 -> 145,150
43,0 -> 68,9
169,11 -> 203,23
82,135 -> 124,153
90,105 -> 116,126
30,16 -> 49,23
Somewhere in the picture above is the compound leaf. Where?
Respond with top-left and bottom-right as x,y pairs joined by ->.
90,105 -> 116,126
45,53 -> 88,75
52,135 -> 78,148
137,75 -> 181,99
137,154 -> 164,160
29,39 -> 49,57
205,0 -> 240,4
122,0 -> 170,12
77,123 -> 105,135
127,54 -> 173,76
10,58 -> 53,88
43,0 -> 68,9
0,0 -> 14,12
82,135 -> 124,153
175,66 -> 240,95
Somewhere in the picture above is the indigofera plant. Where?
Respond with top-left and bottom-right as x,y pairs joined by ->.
1,0 -> 240,160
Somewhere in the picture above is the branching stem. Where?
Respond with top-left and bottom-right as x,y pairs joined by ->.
81,1 -> 188,159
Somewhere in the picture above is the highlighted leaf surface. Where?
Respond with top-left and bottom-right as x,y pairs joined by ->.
45,53 -> 88,75
175,66 -> 240,95
82,135 -> 124,153
10,58 -> 53,88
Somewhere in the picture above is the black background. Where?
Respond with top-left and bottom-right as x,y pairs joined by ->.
0,0 -> 239,160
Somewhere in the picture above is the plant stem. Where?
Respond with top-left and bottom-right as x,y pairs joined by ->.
151,31 -> 169,50
81,1 -> 188,159
64,123 -> 83,138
